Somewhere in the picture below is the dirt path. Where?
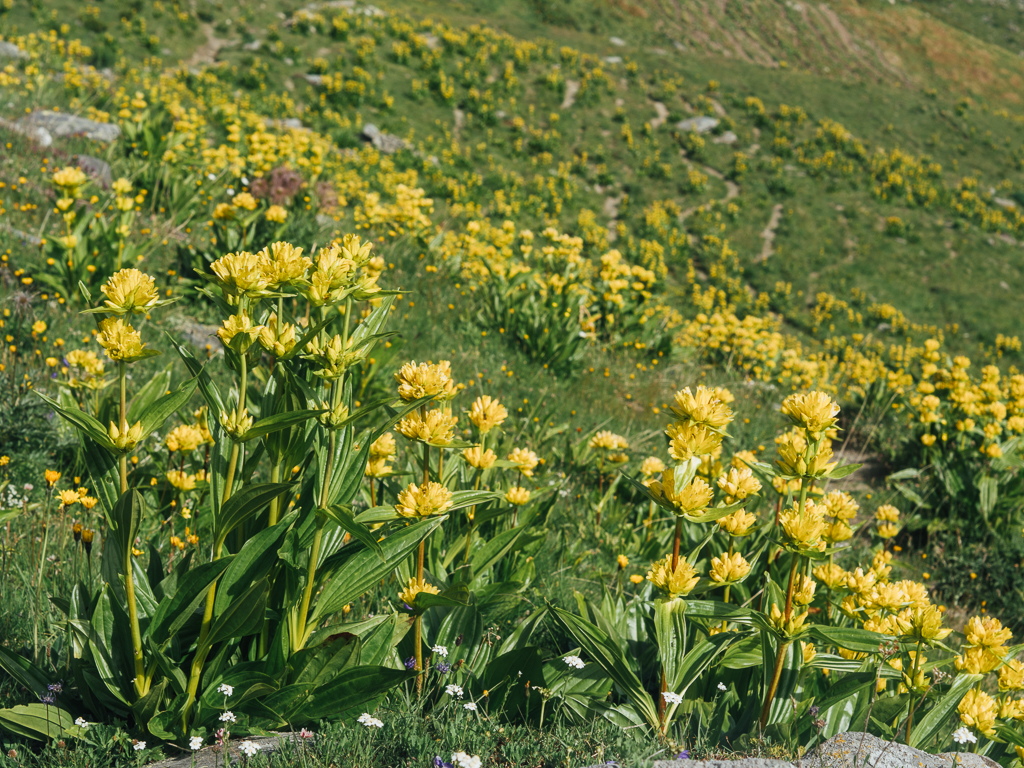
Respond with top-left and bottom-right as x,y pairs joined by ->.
677,164 -> 740,221
453,107 -> 465,140
754,204 -> 784,263
560,80 -> 580,110
187,23 -> 234,67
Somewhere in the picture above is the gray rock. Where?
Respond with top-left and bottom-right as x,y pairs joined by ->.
0,116 -> 52,146
20,111 -> 120,142
603,55 -> 623,64
806,732 -> 999,768
148,732 -> 304,768
301,73 -> 323,86
276,118 -> 305,130
0,41 -> 27,59
994,197 -> 1018,210
242,39 -> 262,51
75,155 -> 112,188
676,116 -> 719,134
674,40 -> 687,51
653,760 -> 792,768
712,130 -> 738,144
609,36 -> 626,46
360,122 -> 409,154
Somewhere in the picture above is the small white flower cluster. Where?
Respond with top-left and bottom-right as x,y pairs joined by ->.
217,683 -> 234,697
74,718 -> 89,729
219,711 -> 236,723
133,741 -> 146,752
463,702 -> 478,711
952,726 -> 977,745
563,655 -> 585,669
432,644 -> 449,657
445,684 -> 464,699
357,712 -> 384,728
662,691 -> 682,705
452,752 -> 482,768
189,736 -> 203,751
717,682 -> 727,692
239,740 -> 261,757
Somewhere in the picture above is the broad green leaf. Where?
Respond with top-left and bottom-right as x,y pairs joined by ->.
213,512 -> 295,616
293,666 -> 409,724
241,409 -> 323,442
126,366 -> 172,424
322,505 -> 383,560
0,704 -> 78,741
808,625 -> 888,654
198,579 -> 268,656
138,376 -> 198,439
110,489 -> 145,569
34,392 -> 113,450
415,583 -> 471,610
215,483 -> 293,550
907,673 -> 983,750
150,558 -> 233,642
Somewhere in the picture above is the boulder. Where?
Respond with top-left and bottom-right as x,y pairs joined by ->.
806,732 -> 999,768
712,131 -> 738,144
653,760 -> 792,768
603,56 -> 623,64
609,36 -> 626,46
301,73 -> 323,86
360,123 -> 409,154
75,155 -> 112,188
0,41 -> 28,59
0,116 -> 52,147
675,116 -> 719,134
20,111 -> 120,142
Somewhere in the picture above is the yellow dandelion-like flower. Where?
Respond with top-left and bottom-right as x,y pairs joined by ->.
709,551 -> 751,584
217,313 -> 264,353
718,508 -> 757,537
398,577 -> 440,607
958,689 -> 997,737
781,391 -> 840,438
468,395 -> 508,434
395,360 -> 456,402
639,456 -> 666,477
671,385 -> 733,430
507,447 -> 540,477
646,555 -> 699,599
96,317 -> 145,361
505,486 -> 531,505
462,446 -> 497,470
667,421 -> 721,461
99,268 -> 159,315
265,205 -> 288,223
395,482 -> 453,518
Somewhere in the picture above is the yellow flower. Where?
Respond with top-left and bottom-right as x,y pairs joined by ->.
955,646 -> 1006,675
775,433 -> 837,478
716,466 -> 761,502
629,574 -> 644,585
646,555 -> 699,599
166,470 -> 197,491
616,554 -> 629,569
397,408 -> 458,446
874,504 -> 900,522
220,407 -> 254,440
507,447 -> 540,477
265,204 -> 288,223
965,615 -> 1013,649
999,659 -> 1024,692
97,317 -> 145,361
648,470 -> 714,518
468,395 -> 508,434
364,456 -> 392,478
671,385 -> 733,430
505,486 -> 531,505
0,456 -> 9,466
232,191 -> 257,211
640,456 -> 666,477
779,502 -> 827,552
793,574 -> 816,605
667,422 -> 721,461
165,424 -> 205,453
920,434 -> 936,446
709,551 -> 751,584
395,482 -> 453,518
822,490 -> 859,520
100,269 -> 159,315
209,251 -> 271,302
395,360 -> 456,402
316,400 -> 350,430
213,202 -> 235,220
718,508 -> 757,537
217,313 -> 264,353
781,391 -> 840,438
590,430 -> 629,451
769,603 -> 809,637
52,166 -> 87,193
58,489 -> 80,507
844,567 -> 877,596
813,563 -> 848,590
32,321 -> 46,334
958,689 -> 997,737
80,496 -> 98,510
303,333 -> 363,380
876,522 -> 899,539
370,432 -> 396,458
258,313 -> 297,357
802,642 -> 817,665
58,235 -> 79,250
108,420 -> 144,451
462,446 -> 497,470
258,241 -> 310,287
112,178 -> 132,195
398,577 -> 440,607
824,520 -> 853,543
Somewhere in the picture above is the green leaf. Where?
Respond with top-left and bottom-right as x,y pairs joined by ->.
907,673 -> 983,749
826,463 -> 863,480
550,604 -> 659,731
127,366 -> 173,424
448,489 -> 504,511
293,666 -> 409,724
311,516 -> 445,624
0,704 -> 78,741
808,625 -> 888,654
322,505 -> 383,560
470,527 -> 523,580
168,334 -> 227,421
150,558 -> 233,642
34,392 -> 113,449
138,376 -> 199,440
110,490 -> 145,569
0,648 -> 50,700
198,579 -> 268,656
214,513 -> 296,617
415,583 -> 471,610
215,483 -> 293,550
241,409 -> 323,442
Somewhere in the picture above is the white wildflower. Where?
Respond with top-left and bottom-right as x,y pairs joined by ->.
662,691 -> 682,705
563,655 -> 585,669
239,740 -> 260,757
189,736 -> 203,751
952,726 -> 977,745
445,684 -> 464,699
356,712 -> 383,728
432,644 -> 449,657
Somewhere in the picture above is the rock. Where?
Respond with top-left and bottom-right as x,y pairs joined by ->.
675,116 -> 719,134
0,222 -> 43,246
276,118 -> 305,130
712,131 -> 738,144
284,56 -> 294,65
653,760 -> 792,768
0,41 -> 28,59
148,733 -> 302,768
994,197 -> 1018,209
421,33 -> 440,49
20,111 -> 120,142
0,116 -> 52,146
360,123 -> 409,154
301,73 -> 323,86
603,55 -> 623,64
242,39 -> 262,51
75,155 -> 112,188
674,40 -> 687,51
807,732 -> 1000,768
609,36 -> 626,46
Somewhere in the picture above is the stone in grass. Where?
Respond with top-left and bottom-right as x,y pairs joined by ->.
147,733 -> 302,768
805,731 -> 999,768
675,116 -> 720,134
20,111 -> 121,142
361,123 -> 410,154
0,41 -> 28,59
652,759 -> 793,768
76,155 -> 112,188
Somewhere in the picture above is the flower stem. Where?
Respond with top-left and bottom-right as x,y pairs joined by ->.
759,639 -> 791,729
